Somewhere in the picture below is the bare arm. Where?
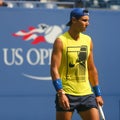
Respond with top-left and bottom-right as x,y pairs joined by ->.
88,40 -> 99,86
50,38 -> 63,80
88,40 -> 104,106
50,38 -> 70,110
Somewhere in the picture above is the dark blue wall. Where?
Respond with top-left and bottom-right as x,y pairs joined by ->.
0,8 -> 120,120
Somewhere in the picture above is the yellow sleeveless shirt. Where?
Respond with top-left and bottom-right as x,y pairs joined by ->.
58,32 -> 93,96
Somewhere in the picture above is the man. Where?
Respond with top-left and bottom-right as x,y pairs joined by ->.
50,8 -> 104,120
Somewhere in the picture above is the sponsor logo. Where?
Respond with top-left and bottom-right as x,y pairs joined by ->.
12,23 -> 65,44
3,23 -> 65,80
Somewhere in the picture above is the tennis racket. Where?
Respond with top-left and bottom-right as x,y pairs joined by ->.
98,104 -> 105,120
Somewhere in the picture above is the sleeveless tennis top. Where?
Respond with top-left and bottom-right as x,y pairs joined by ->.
58,32 -> 93,96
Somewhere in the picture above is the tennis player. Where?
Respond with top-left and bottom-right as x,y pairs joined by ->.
50,8 -> 104,120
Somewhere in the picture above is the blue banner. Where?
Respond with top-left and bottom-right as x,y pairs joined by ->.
0,8 -> 120,120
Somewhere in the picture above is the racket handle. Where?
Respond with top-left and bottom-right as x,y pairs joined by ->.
98,104 -> 105,120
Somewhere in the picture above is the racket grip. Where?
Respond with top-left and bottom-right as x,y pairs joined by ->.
98,104 -> 105,120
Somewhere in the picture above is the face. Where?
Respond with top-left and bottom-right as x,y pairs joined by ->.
72,15 -> 89,32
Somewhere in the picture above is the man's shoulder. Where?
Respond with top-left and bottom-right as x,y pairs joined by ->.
58,32 -> 68,37
80,32 -> 91,39
58,32 -> 68,41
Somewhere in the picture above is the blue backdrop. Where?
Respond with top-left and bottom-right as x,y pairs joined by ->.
0,8 -> 120,120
